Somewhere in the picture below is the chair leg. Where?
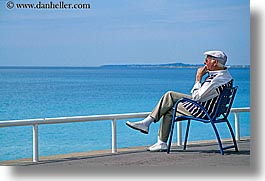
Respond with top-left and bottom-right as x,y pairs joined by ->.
167,120 -> 176,154
226,121 -> 239,152
211,123 -> 224,155
183,120 -> 190,150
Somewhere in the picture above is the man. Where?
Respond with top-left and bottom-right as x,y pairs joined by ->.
126,50 -> 233,151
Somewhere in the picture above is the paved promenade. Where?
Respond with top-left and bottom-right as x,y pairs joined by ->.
2,138 -> 250,170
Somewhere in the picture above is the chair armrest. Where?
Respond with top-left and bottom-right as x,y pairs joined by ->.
172,97 -> 211,120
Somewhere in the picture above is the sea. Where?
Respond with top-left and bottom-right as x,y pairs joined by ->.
0,67 -> 250,161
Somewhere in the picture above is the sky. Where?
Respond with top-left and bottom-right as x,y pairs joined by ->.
0,0 -> 250,67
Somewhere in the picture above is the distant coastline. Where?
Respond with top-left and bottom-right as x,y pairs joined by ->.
0,63 -> 250,69
100,63 -> 250,69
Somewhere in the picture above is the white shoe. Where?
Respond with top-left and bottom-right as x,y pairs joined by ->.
147,142 -> 168,152
126,121 -> 149,134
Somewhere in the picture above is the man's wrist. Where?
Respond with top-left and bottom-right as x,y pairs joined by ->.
196,76 -> 202,83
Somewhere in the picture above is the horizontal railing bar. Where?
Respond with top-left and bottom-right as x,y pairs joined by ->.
231,107 -> 250,112
0,112 -> 150,128
0,107 -> 250,128
0,118 -> 44,127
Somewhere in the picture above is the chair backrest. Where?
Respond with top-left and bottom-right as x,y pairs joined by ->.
213,86 -> 238,119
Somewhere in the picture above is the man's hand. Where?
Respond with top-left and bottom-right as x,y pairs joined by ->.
196,66 -> 208,83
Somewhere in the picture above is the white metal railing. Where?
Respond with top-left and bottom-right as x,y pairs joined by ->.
0,107 -> 250,162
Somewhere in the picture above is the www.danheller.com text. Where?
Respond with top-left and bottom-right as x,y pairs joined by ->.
6,1 -> 91,10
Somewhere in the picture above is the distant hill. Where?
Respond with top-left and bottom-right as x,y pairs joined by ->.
100,63 -> 250,68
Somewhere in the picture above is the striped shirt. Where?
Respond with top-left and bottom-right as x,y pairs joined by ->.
183,69 -> 233,119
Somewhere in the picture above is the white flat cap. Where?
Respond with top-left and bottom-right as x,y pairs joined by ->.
204,50 -> 227,65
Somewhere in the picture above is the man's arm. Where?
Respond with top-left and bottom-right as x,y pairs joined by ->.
191,66 -> 217,102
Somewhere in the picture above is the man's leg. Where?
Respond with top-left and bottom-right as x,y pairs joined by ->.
147,102 -> 192,152
150,91 -> 191,122
158,103 -> 192,143
126,91 -> 191,135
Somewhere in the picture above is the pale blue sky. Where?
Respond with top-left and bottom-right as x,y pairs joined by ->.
0,0 -> 250,66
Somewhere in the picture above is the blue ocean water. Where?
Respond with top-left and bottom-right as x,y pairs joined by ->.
0,67 -> 250,161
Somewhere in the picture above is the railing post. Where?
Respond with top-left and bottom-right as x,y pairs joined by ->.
111,119 -> 117,153
234,112 -> 240,141
33,124 -> 39,162
177,122 -> 182,146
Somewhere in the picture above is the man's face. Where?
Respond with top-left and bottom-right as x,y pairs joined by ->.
204,56 -> 217,71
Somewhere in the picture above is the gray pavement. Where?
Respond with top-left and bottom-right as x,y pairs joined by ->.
3,138 -> 250,170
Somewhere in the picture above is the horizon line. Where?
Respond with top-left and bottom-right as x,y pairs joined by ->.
0,63 -> 250,68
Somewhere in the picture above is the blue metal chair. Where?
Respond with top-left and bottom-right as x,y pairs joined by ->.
167,86 -> 238,155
